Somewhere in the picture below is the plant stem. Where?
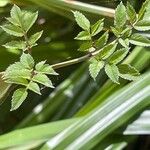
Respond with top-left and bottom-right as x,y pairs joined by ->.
24,32 -> 32,54
51,48 -> 103,69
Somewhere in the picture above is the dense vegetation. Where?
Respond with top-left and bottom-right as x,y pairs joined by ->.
0,0 -> 150,149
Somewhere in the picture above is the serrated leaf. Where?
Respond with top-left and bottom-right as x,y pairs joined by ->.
138,0 -> 150,20
35,61 -> 58,75
108,48 -> 129,64
118,64 -> 140,80
33,73 -> 54,88
126,2 -> 137,23
22,11 -> 38,32
1,24 -> 24,37
91,19 -> 104,36
20,53 -> 34,69
78,41 -> 92,51
95,31 -> 109,49
114,2 -> 126,29
28,81 -> 41,95
98,42 -> 117,59
29,31 -> 43,45
121,27 -> 132,38
8,5 -> 38,32
10,4 -> 22,27
105,64 -> 119,84
129,33 -> 150,47
3,41 -> 26,50
134,20 -> 150,31
111,26 -> 120,37
118,38 -> 129,48
75,31 -> 91,40
89,58 -> 104,80
73,11 -> 90,31
4,62 -> 24,73
11,88 -> 28,111
4,69 -> 31,80
5,77 -> 28,86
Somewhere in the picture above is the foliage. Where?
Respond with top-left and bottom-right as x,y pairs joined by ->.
0,0 -> 149,150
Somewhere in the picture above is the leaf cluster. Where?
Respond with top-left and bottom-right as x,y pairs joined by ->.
1,5 -> 58,111
73,1 -> 150,82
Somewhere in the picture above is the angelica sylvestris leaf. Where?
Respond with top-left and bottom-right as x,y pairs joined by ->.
73,11 -> 90,31
95,31 -> 109,49
108,48 -> 129,64
91,19 -> 104,36
75,31 -> 91,40
1,24 -> 24,37
3,41 -> 26,50
29,31 -> 43,45
118,38 -> 129,48
28,81 -> 41,95
118,64 -> 140,80
114,2 -> 126,29
111,26 -> 120,37
105,64 -> 119,84
138,0 -> 150,20
99,42 -> 117,60
35,61 -> 58,75
20,53 -> 35,69
22,11 -> 38,32
33,73 -> 54,88
4,69 -> 31,80
10,4 -> 22,27
89,58 -> 104,80
11,88 -> 28,111
6,78 -> 28,86
129,33 -> 150,47
126,2 -> 137,23
134,20 -> 150,31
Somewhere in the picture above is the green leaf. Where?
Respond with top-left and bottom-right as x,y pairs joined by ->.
75,31 -> 91,40
118,38 -> 129,48
114,2 -> 126,29
105,64 -> 119,84
11,88 -> 28,111
98,42 -> 117,60
78,41 -> 92,51
20,53 -> 35,69
89,58 -> 104,80
73,11 -> 90,31
35,61 -> 58,75
126,2 -> 137,23
4,69 -> 31,80
111,26 -> 120,37
129,33 -> 150,47
1,24 -> 24,37
118,64 -> 140,81
33,73 -> 54,88
28,81 -> 41,95
10,4 -> 22,27
8,5 -> 38,32
95,31 -> 109,49
29,31 -> 43,45
138,0 -> 150,20
22,11 -> 38,32
91,19 -> 104,36
5,77 -> 28,86
4,62 -> 24,73
121,27 -> 132,38
108,48 -> 129,64
3,41 -> 26,50
134,20 -> 150,31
